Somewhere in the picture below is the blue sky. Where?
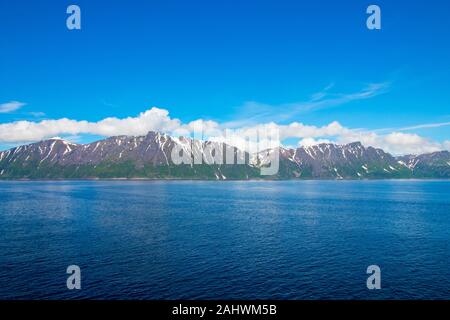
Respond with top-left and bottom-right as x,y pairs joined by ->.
0,0 -> 449,154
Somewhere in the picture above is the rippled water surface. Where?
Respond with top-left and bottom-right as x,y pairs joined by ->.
0,180 -> 449,299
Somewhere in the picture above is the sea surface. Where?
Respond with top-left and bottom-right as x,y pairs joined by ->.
0,180 -> 449,300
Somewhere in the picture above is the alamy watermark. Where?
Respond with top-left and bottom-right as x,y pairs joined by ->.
65,264 -> 381,292
66,5 -> 81,30
66,265 -> 81,290
366,265 -> 381,290
169,124 -> 280,176
66,4 -> 381,32
367,5 -> 381,30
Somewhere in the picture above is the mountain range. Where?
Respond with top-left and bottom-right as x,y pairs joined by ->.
1,131 -> 449,179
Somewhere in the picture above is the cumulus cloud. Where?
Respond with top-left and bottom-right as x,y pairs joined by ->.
336,131 -> 445,155
0,107 -> 448,155
0,101 -> 26,113
298,138 -> 332,147
0,108 -> 181,143
444,141 -> 450,151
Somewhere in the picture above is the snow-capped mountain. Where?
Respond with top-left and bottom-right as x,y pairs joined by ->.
1,131 -> 449,179
254,142 -> 425,179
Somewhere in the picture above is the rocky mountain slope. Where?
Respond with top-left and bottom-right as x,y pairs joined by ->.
1,131 -> 449,179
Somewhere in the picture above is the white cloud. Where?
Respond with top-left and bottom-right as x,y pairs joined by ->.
442,140 -> 450,151
0,106 -> 448,155
226,82 -> 390,126
398,121 -> 450,131
374,120 -> 450,134
0,101 -> 26,113
298,138 -> 332,147
0,108 -> 182,143
336,131 -> 444,155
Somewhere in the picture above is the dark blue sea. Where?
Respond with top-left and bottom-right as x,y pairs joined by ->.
0,180 -> 449,300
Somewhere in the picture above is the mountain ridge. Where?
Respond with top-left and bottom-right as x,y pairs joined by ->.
1,131 -> 449,179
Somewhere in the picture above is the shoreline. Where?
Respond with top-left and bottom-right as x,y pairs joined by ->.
1,178 -> 450,182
